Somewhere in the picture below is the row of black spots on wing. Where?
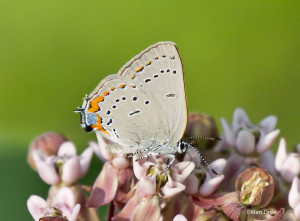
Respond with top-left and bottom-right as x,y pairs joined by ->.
160,69 -> 177,74
136,53 -> 175,78
105,96 -> 128,116
150,69 -> 177,81
154,55 -> 175,60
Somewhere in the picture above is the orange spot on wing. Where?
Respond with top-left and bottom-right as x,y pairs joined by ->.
119,84 -> 126,89
131,74 -> 135,79
88,96 -> 103,112
103,91 -> 109,96
135,66 -> 144,72
146,61 -> 151,66
91,115 -> 110,137
130,85 -> 136,88
110,87 -> 115,91
154,57 -> 158,60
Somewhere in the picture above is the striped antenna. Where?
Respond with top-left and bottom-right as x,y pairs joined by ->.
186,143 -> 219,176
185,136 -> 222,141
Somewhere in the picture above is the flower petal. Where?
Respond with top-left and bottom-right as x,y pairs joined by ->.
232,108 -> 250,131
58,141 -> 77,157
235,130 -> 255,155
221,118 -> 235,146
258,115 -> 277,134
183,149 -> 201,167
192,192 -> 239,209
173,214 -> 187,221
275,138 -> 288,171
112,155 -> 130,169
55,187 -> 75,208
161,177 -> 185,198
280,154 -> 300,182
133,155 -> 154,180
131,196 -> 161,221
256,129 -> 280,153
32,149 -> 47,162
62,157 -> 81,185
262,151 -> 277,175
79,147 -> 93,177
95,132 -> 112,161
183,174 -> 199,195
288,177 -> 300,208
68,204 -> 81,221
35,160 -> 60,185
87,163 -> 119,207
294,204 -> 300,220
113,192 -> 142,220
27,195 -> 47,221
199,175 -> 224,196
172,161 -> 195,183
209,158 -> 226,175
222,203 -> 244,221
138,177 -> 156,195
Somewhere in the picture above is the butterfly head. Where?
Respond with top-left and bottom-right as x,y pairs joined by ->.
74,95 -> 95,133
74,106 -> 93,132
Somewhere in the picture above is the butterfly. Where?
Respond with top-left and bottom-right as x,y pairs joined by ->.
75,41 -> 218,174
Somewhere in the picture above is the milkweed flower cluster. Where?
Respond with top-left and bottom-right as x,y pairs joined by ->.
27,108 -> 300,220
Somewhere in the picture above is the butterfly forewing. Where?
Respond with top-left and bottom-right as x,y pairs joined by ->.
117,42 -> 187,145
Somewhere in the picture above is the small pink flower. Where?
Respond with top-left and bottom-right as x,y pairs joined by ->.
87,134 -> 132,207
218,108 -> 279,154
33,141 -> 93,185
183,149 -> 226,196
133,155 -> 194,198
288,177 -> 300,219
27,132 -> 68,170
115,156 -> 193,220
27,187 -> 80,221
275,138 -> 300,182
113,177 -> 159,220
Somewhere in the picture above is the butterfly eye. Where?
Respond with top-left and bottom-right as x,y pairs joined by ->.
178,141 -> 187,153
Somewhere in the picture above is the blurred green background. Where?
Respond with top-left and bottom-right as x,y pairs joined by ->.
0,0 -> 299,220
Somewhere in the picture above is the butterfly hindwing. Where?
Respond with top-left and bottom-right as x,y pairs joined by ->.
85,78 -> 169,153
81,42 -> 187,152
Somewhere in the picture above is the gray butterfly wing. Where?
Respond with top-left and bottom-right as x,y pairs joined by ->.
117,42 -> 187,145
84,77 -> 169,153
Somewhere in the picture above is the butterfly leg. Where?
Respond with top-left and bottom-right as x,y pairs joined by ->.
135,152 -> 159,161
166,154 -> 175,168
